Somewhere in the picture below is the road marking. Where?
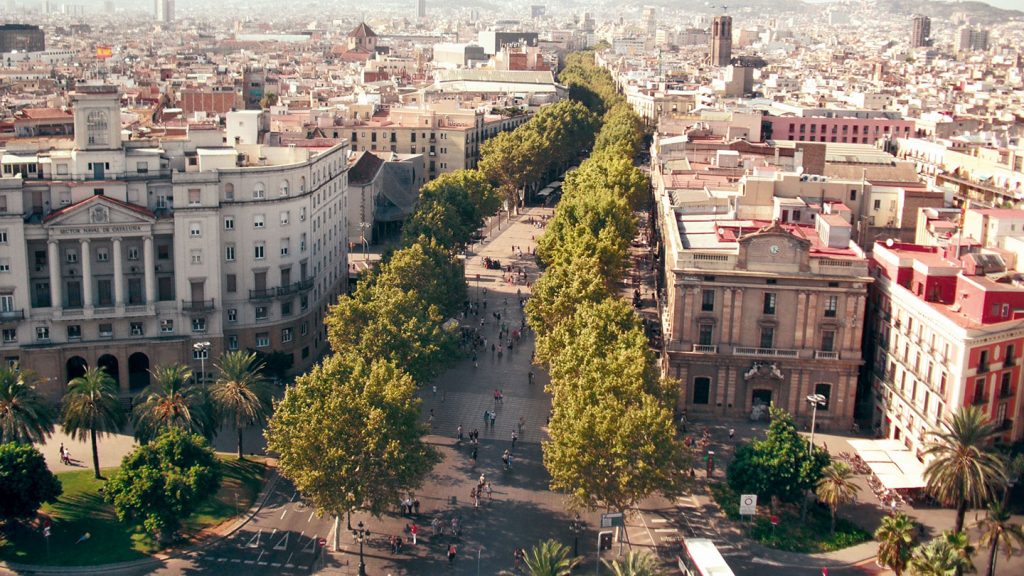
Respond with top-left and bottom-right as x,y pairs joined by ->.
245,529 -> 262,548
271,563 -> 281,568
217,558 -> 227,562
274,532 -> 289,551
308,510 -> 316,523
256,550 -> 265,565
243,560 -> 254,565
302,533 -> 318,554
285,552 -> 294,567
650,518 -> 668,523
257,562 -> 268,566
654,528 -> 678,533
230,558 -> 241,563
285,564 -> 295,569
290,491 -> 297,502
280,509 -> 287,520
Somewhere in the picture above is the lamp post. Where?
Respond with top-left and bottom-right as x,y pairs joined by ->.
352,520 -> 368,576
359,221 -> 371,260
806,393 -> 827,456
570,513 -> 583,557
192,341 -> 210,385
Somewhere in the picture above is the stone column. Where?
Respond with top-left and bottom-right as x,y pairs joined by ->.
80,239 -> 93,309
48,240 -> 62,308
143,235 -> 156,305
112,237 -> 124,307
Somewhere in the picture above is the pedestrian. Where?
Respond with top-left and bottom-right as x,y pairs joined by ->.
484,410 -> 490,425
511,430 -> 518,448
490,411 -> 496,427
729,428 -> 735,440
432,384 -> 437,396
59,443 -> 65,464
528,371 -> 534,385
410,523 -> 419,545
518,416 -> 525,433
479,473 -> 486,487
485,482 -> 493,500
413,498 -> 420,514
458,425 -> 464,443
448,544 -> 457,564
471,446 -> 478,462
514,547 -> 523,569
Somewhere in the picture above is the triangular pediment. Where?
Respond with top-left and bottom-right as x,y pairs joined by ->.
44,195 -> 155,230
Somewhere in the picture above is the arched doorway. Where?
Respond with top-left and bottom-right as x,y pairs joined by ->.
128,352 -> 150,392
97,354 -> 120,388
66,356 -> 87,383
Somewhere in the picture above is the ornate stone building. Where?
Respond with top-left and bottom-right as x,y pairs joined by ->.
659,198 -> 872,429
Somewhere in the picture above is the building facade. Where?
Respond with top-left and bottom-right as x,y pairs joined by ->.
659,201 -> 871,428
0,24 -> 44,53
911,15 -> 932,48
867,243 -> 1024,456
0,86 -> 349,401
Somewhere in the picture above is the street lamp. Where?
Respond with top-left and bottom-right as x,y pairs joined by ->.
192,341 -> 210,385
359,221 -> 371,260
569,513 -> 582,557
806,393 -> 827,456
352,520 -> 368,576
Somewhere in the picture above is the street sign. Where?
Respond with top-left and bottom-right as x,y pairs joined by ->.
739,494 -> 757,516
770,515 -> 780,526
317,537 -> 327,548
600,512 -> 624,528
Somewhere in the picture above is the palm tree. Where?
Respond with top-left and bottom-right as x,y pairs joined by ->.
816,460 -> 861,534
61,366 -> 126,478
0,363 -> 54,444
603,551 -> 663,575
923,406 -> 1008,534
209,351 -> 270,459
978,501 -> 1024,576
132,364 -> 214,444
520,539 -> 579,576
908,533 -> 975,576
876,512 -> 916,576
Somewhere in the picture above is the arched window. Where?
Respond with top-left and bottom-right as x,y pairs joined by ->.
280,179 -> 290,197
224,182 -> 235,200
693,377 -> 711,405
253,182 -> 265,200
814,383 -> 832,411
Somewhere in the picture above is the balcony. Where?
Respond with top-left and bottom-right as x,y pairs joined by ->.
181,299 -> 215,312
276,278 -> 314,296
815,350 -> 840,360
1000,387 -> 1014,400
691,344 -> 718,354
0,309 -> 24,321
971,394 -> 988,406
734,347 -> 799,359
249,288 -> 275,300
1005,358 -> 1017,369
978,363 -> 989,374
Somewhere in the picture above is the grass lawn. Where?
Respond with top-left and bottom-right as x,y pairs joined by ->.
0,456 -> 266,566
710,481 -> 871,553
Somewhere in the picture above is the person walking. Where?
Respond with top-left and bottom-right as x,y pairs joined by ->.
490,411 -> 496,427
447,543 -> 457,565
410,523 -> 419,545
471,445 -> 478,463
511,430 -> 518,449
518,416 -> 525,434
728,428 -> 735,440
457,425 -> 464,443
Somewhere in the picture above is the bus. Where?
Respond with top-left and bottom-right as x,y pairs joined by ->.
677,538 -> 735,576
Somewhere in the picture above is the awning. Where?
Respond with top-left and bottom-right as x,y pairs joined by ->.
851,438 -> 928,490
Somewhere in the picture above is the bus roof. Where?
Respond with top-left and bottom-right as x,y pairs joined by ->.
683,538 -> 735,576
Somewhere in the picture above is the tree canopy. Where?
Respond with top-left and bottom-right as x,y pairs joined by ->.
0,442 -> 62,523
104,429 -> 221,542
726,406 -> 831,504
266,354 -> 439,527
402,169 -> 500,250
0,363 -> 55,445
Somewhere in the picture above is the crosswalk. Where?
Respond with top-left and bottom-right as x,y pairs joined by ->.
631,496 -> 750,566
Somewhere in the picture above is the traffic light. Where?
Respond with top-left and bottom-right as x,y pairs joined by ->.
598,531 -> 613,551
